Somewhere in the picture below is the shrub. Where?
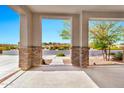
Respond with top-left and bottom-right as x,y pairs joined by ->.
110,52 -> 115,56
58,46 -> 65,50
0,47 -> 6,51
56,53 -> 65,57
5,46 -> 11,50
58,45 -> 70,50
114,52 -> 123,60
49,46 -> 56,50
110,47 -> 121,50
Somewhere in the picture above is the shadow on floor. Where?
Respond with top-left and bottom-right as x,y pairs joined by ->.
84,64 -> 124,88
29,65 -> 81,71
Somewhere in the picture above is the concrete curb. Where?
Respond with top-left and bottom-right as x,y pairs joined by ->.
0,69 -> 20,83
0,70 -> 25,88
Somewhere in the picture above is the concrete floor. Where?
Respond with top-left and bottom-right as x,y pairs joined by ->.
0,55 -> 18,80
84,64 -> 124,88
2,55 -> 124,88
2,65 -> 98,88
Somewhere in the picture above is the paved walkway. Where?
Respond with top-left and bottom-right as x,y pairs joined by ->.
0,65 -> 98,88
50,57 -> 65,65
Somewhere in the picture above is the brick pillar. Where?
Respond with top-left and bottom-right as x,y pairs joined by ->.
71,46 -> 80,66
19,47 -> 32,70
31,46 -> 42,66
80,47 -> 89,68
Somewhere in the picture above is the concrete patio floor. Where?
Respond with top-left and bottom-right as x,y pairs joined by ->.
0,65 -> 98,88
84,64 -> 124,88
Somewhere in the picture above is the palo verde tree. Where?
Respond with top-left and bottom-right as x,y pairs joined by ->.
89,21 -> 123,61
60,20 -> 71,40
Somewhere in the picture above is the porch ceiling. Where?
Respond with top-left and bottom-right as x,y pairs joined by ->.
27,5 -> 124,14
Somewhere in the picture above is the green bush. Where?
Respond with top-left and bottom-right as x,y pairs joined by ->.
5,46 -> 11,50
114,52 -> 123,60
10,46 -> 18,49
58,45 -> 70,50
58,46 -> 65,50
0,46 -> 18,51
110,52 -> 115,56
110,47 -> 121,50
56,53 -> 65,57
0,47 -> 6,51
49,46 -> 56,50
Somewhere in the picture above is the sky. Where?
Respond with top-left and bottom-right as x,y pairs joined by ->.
0,5 -> 20,44
0,5 -> 124,44
0,5 -> 71,44
42,18 -> 71,43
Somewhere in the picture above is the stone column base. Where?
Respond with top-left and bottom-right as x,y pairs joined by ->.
19,47 -> 32,70
19,46 -> 42,70
31,46 -> 42,66
80,47 -> 89,68
71,46 -> 80,66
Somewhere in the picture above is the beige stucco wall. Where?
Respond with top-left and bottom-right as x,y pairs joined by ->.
32,13 -> 41,46
72,14 -> 80,46
10,5 -> 33,48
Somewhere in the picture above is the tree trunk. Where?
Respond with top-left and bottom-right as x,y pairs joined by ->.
104,49 -> 108,61
102,49 -> 105,60
108,47 -> 111,61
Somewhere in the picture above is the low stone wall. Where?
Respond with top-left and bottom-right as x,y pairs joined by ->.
1,49 -> 123,56
43,49 -> 71,56
2,50 -> 19,55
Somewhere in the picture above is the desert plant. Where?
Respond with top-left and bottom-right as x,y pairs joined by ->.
110,52 -> 115,56
56,53 -> 65,57
114,52 -> 123,60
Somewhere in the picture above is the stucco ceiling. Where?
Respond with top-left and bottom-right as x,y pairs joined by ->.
27,5 -> 124,14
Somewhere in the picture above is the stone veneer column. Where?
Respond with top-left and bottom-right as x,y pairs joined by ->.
32,14 -> 42,67
19,46 -> 42,70
79,11 -> 89,68
71,46 -> 80,66
19,9 -> 33,70
31,46 -> 42,66
19,47 -> 32,70
71,14 -> 80,67
80,47 -> 89,67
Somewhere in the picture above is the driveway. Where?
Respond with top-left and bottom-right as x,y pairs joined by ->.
84,64 -> 124,88
0,55 -> 19,80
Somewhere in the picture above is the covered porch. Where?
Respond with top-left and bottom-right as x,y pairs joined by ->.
9,5 -> 124,70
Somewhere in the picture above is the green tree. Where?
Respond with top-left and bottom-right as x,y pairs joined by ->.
89,21 -> 123,61
60,20 -> 71,40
